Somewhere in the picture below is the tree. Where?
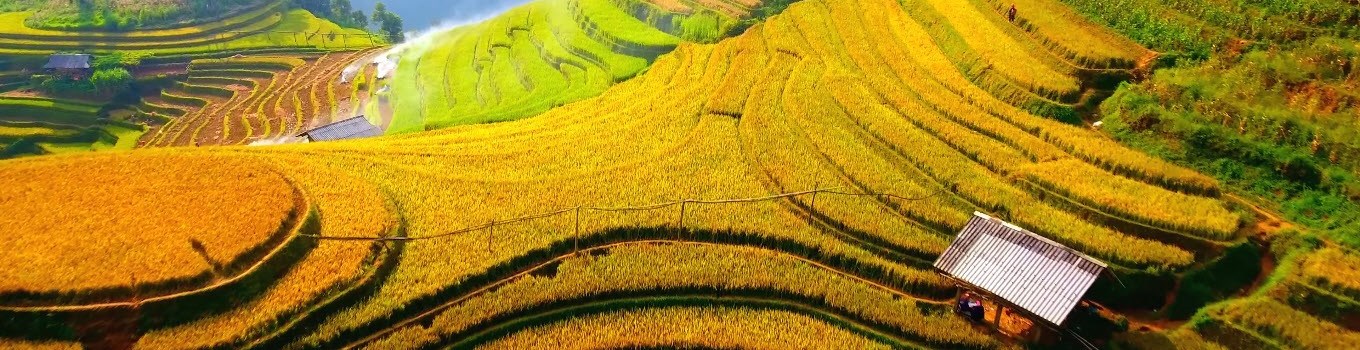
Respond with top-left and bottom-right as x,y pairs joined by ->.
331,0 -> 352,17
93,52 -> 143,70
371,2 -> 404,43
90,68 -> 132,95
297,0 -> 332,17
297,0 -> 369,29
371,2 -> 386,20
350,10 -> 367,28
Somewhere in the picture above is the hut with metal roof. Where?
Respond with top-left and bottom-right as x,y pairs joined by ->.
934,212 -> 1108,338
42,54 -> 93,79
297,116 -> 382,142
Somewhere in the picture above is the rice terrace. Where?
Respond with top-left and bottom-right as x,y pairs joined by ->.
1,0 -> 1358,348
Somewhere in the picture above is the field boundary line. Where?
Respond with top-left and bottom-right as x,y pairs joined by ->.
342,239 -> 950,349
0,174 -> 314,312
304,186 -> 944,242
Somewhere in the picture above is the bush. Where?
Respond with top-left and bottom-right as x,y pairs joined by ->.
94,52 -> 145,70
676,12 -> 722,43
0,138 -> 43,158
91,68 -> 133,94
1165,242 -> 1263,318
32,75 -> 93,95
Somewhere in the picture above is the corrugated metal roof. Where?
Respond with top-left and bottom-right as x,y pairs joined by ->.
299,116 -> 382,142
934,212 -> 1107,326
43,54 -> 92,69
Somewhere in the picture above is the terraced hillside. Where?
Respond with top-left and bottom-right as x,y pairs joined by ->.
0,0 -> 376,57
0,1 -> 382,153
1031,0 -> 1360,348
0,0 -> 275,31
1072,0 -> 1360,233
0,97 -> 144,157
384,0 -> 781,132
133,49 -> 384,147
5,0 -> 1336,348
389,0 -> 1150,135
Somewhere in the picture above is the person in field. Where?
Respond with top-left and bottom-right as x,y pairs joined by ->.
956,291 -> 987,322
1008,4 -> 1017,23
957,292 -> 973,314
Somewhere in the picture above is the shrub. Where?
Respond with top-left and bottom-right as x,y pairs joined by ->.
1166,242 -> 1263,318
91,68 -> 133,94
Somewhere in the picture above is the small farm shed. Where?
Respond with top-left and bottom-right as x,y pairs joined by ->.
297,116 -> 382,142
43,54 -> 93,79
934,212 -> 1107,334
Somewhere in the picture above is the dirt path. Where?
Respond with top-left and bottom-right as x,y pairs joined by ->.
1240,244 -> 1277,298
1225,192 -> 1292,239
1116,192 -> 1286,332
133,64 -> 189,79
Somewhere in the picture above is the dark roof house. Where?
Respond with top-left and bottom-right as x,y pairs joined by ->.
934,212 -> 1107,326
43,54 -> 93,70
297,116 -> 382,142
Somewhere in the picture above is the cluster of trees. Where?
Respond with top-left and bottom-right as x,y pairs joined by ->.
32,52 -> 138,96
297,0 -> 368,28
371,2 -> 404,43
297,0 -> 403,43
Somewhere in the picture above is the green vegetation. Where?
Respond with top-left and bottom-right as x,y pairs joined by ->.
1091,19 -> 1360,247
384,0 -> 642,132
297,0 -> 369,29
1060,0 -> 1360,347
0,97 -> 143,158
31,52 -> 139,97
369,2 -> 403,44
0,0 -> 275,31
1165,242 -> 1262,318
0,3 -> 379,57
385,0 -> 779,133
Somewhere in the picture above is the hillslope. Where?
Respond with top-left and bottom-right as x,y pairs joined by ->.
0,1 -> 380,157
382,0 -> 783,132
2,0 -> 1356,349
0,0 -> 375,56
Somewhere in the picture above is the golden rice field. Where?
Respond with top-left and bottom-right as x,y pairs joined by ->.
475,306 -> 899,350
355,242 -> 1001,349
0,153 -> 297,301
2,0 -> 1358,348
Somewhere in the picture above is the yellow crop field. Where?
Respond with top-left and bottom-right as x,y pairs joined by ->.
979,0 -> 1146,68
1299,247 -> 1360,298
1204,298 -> 1360,350
1019,158 -> 1240,240
364,243 -> 996,349
478,306 -> 894,349
915,0 -> 1080,97
5,0 -> 1343,348
0,339 -> 79,350
133,164 -> 396,349
0,153 -> 297,298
